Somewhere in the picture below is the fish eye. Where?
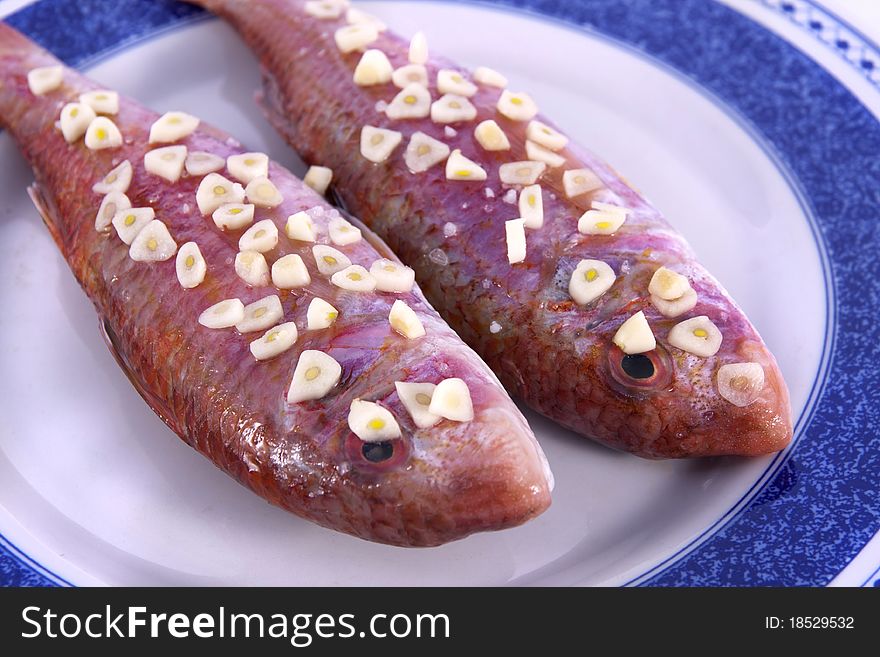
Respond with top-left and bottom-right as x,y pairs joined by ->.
621,354 -> 655,379
344,433 -> 409,471
606,344 -> 672,393
362,441 -> 394,463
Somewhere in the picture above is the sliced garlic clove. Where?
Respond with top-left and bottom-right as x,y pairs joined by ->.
404,131 -> 450,173
518,184 -> 543,229
95,191 -> 131,232
196,173 -> 245,215
27,65 -> 62,95
648,266 -> 690,301
306,297 -> 339,330
428,378 -> 474,422
234,250 -> 270,287
175,241 -> 207,288
577,209 -> 627,235
569,259 -> 615,305
238,219 -> 279,253
346,7 -> 386,31
497,90 -> 538,121
526,139 -> 566,168
185,151 -> 225,177
392,64 -> 428,88
227,152 -> 269,185
667,315 -> 723,357
505,218 -> 527,264
149,111 -> 199,144
250,322 -> 298,361
331,265 -> 377,292
526,119 -> 568,151
334,23 -> 378,53
370,258 -> 415,292
144,145 -> 187,183
437,69 -> 477,97
303,165 -> 333,195
212,203 -> 255,231
360,125 -> 403,163
198,298 -> 244,329
394,381 -> 440,428
613,311 -> 656,354
651,287 -> 698,318
431,94 -> 477,123
385,83 -> 432,120
92,160 -> 132,195
85,117 -> 123,150
445,149 -> 486,181
288,350 -> 343,404
304,0 -> 347,19
245,176 -> 284,208
312,244 -> 352,276
473,66 -> 507,88
563,168 -> 603,198
353,49 -> 393,86
389,299 -> 425,339
129,220 -> 177,262
79,90 -> 119,115
717,362 -> 765,407
285,211 -> 317,242
409,31 -> 428,64
60,102 -> 96,143
348,399 -> 401,442
236,294 -> 284,333
112,207 -> 154,245
328,216 -> 362,246
474,119 -> 511,152
272,254 -> 311,289
499,160 -> 546,186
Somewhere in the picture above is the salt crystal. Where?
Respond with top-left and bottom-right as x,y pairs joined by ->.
503,189 -> 517,204
375,100 -> 388,112
444,126 -> 457,138
489,321 -> 502,333
483,188 -> 495,199
443,222 -> 457,237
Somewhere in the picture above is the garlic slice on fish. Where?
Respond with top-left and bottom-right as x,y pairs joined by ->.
360,126 -> 402,163
175,241 -> 206,288
505,218 -> 527,264
526,140 -> 566,168
285,211 -> 317,242
245,177 -> 283,208
717,362 -> 765,407
212,203 -> 255,231
334,24 -> 379,53
353,49 -> 393,86
651,287 -> 698,318
346,7 -> 386,31
445,149 -> 486,181
394,381 -> 440,428
392,64 -> 428,88
613,311 -> 656,354
518,184 -> 543,229
563,168 -> 603,198
185,151 -> 225,177
149,111 -> 199,144
526,120 -> 568,151
389,299 -> 425,339
312,245 -> 352,276
437,70 -> 477,97
227,152 -> 269,184
196,173 -> 245,215
569,259 -> 615,305
79,90 -> 119,115
235,250 -> 270,286
328,216 -> 362,246
95,191 -> 130,232
27,66 -> 62,95
409,31 -> 428,64
370,258 -> 415,292
431,94 -> 477,123
404,131 -> 450,172
272,254 -> 311,289
668,316 -> 723,357
348,400 -> 401,442
250,322 -> 298,361
307,297 -> 339,330
199,298 -> 245,329
649,267 -> 690,301
92,160 -> 132,195
385,83 -> 431,120
428,378 -> 474,422
239,219 -> 279,253
331,265 -> 377,292
60,102 -> 96,143
85,117 -> 123,150
499,161 -> 546,186
144,145 -> 187,183
287,350 -> 342,404
112,207 -> 154,245
305,0 -> 347,19
497,90 -> 538,121
578,208 -> 626,235
304,165 -> 333,195
473,66 -> 507,88
236,294 -> 283,333
129,220 -> 177,262
474,120 -> 511,151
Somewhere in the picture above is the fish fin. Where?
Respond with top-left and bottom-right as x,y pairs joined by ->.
27,182 -> 65,255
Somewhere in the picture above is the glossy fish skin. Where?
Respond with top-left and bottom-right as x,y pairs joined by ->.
0,23 -> 552,546
192,0 -> 793,458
